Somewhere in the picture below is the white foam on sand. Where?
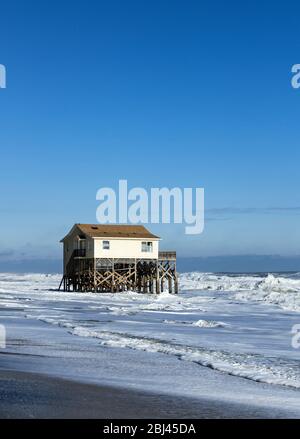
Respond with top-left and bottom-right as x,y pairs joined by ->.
192,319 -> 228,328
163,318 -> 228,328
70,326 -> 300,389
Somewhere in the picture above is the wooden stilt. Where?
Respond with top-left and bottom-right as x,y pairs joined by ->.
168,276 -> 172,294
62,252 -> 177,294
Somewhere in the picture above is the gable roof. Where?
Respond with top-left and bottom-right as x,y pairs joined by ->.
60,224 -> 160,241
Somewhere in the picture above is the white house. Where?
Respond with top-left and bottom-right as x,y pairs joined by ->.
61,224 -> 160,273
59,223 -> 177,294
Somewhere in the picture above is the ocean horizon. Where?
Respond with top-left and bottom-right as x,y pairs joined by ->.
1,255 -> 300,274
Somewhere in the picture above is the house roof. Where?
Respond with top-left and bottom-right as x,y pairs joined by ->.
60,224 -> 160,241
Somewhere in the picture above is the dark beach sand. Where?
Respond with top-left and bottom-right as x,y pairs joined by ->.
0,370 -> 294,419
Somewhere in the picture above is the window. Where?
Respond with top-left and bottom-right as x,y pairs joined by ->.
142,241 -> 153,252
103,240 -> 110,250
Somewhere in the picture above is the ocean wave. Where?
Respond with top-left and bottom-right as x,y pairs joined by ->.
179,272 -> 300,312
163,318 -> 228,328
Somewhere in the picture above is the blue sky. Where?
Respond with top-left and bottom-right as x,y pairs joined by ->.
1,0 -> 300,263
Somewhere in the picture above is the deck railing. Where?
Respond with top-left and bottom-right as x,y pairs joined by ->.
158,251 -> 176,260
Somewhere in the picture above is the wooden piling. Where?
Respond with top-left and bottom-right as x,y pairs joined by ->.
61,252 -> 177,294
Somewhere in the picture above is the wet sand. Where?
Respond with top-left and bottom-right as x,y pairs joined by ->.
0,370 -> 294,419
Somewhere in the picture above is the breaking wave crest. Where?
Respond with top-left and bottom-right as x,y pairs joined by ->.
179,272 -> 300,312
70,327 -> 300,389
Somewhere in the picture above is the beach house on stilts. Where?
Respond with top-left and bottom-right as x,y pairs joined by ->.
59,224 -> 178,294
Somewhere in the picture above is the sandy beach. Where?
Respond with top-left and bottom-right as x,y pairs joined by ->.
1,273 -> 300,419
0,369 -> 295,419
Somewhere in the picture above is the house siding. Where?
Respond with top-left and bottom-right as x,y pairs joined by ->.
93,238 -> 159,259
63,226 -> 94,273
